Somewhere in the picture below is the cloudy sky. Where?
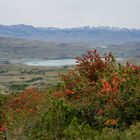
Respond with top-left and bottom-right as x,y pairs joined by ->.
0,0 -> 140,28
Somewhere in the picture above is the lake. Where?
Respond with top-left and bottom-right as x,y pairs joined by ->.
22,58 -> 126,67
23,59 -> 76,66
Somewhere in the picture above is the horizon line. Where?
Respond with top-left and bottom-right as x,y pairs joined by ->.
0,23 -> 140,30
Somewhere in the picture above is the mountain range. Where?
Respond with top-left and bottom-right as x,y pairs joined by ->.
0,24 -> 140,60
0,24 -> 140,44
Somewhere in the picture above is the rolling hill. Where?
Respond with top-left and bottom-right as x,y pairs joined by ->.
0,37 -> 90,59
0,37 -> 140,61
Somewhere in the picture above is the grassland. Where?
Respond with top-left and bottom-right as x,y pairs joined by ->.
0,64 -> 74,93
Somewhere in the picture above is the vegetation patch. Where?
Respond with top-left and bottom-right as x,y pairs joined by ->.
0,50 -> 140,139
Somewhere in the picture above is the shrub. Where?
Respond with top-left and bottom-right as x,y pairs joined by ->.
58,50 -> 140,129
64,117 -> 99,140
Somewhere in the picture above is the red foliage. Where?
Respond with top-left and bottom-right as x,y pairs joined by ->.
8,87 -> 43,115
0,123 -> 6,132
97,108 -> 104,116
66,89 -> 75,95
76,50 -> 115,82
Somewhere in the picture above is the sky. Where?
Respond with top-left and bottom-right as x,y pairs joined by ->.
0,0 -> 140,28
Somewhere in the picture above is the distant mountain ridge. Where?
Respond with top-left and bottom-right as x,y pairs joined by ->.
0,24 -> 140,44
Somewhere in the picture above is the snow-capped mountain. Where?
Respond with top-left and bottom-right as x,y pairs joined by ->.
0,24 -> 140,44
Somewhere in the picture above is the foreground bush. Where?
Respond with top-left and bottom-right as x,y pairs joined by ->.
0,50 -> 140,139
58,50 -> 140,129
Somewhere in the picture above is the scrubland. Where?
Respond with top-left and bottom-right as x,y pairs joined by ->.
1,50 -> 140,140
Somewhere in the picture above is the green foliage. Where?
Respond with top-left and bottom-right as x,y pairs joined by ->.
26,99 -> 78,140
64,117 -> 99,140
0,94 -> 7,108
26,77 -> 43,83
96,122 -> 140,140
9,83 -> 28,91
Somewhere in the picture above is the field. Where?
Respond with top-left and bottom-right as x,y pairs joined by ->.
0,64 -> 74,93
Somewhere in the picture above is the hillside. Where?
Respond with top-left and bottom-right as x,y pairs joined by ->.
0,37 -> 89,59
1,37 -> 140,61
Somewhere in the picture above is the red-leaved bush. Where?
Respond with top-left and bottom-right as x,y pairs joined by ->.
58,50 -> 140,128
